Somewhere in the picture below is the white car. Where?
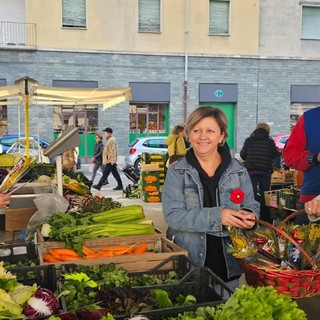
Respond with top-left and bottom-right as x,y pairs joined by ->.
6,138 -> 50,163
125,136 -> 168,171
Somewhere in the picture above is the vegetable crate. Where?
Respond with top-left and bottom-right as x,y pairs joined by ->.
264,190 -> 278,208
0,241 -> 57,290
271,170 -> 295,184
276,187 -> 300,210
8,264 -> 57,291
37,235 -> 188,272
63,254 -> 196,284
0,241 -> 37,263
116,267 -> 233,319
23,163 -> 56,181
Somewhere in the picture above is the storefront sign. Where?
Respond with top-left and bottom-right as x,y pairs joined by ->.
199,84 -> 237,102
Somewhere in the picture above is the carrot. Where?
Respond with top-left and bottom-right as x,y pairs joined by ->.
100,245 -> 135,251
113,243 -> 138,255
84,252 -> 100,259
43,252 -> 62,262
48,249 -> 63,260
59,255 -> 82,261
97,251 -> 114,258
50,248 -> 80,258
82,246 -> 96,256
133,243 -> 148,254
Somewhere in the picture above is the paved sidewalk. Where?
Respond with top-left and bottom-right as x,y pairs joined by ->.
82,163 -> 167,234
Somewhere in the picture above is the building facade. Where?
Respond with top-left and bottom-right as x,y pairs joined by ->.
1,0 -> 320,159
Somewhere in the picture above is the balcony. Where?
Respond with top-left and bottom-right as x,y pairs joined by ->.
0,21 -> 37,49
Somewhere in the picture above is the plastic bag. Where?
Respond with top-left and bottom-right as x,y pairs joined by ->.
26,184 -> 69,239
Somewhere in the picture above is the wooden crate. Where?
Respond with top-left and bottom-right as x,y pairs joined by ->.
4,207 -> 37,231
264,190 -> 278,208
271,170 -> 294,184
37,235 -> 188,272
141,163 -> 159,172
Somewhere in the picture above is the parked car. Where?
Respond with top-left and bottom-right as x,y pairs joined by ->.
125,136 -> 168,171
0,135 -> 50,154
272,133 -> 290,152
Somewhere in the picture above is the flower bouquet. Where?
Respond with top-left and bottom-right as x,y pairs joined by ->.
228,210 -> 320,298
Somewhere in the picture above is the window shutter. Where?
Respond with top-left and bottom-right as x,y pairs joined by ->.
302,6 -> 320,39
62,0 -> 86,28
209,0 -> 229,35
139,0 -> 160,32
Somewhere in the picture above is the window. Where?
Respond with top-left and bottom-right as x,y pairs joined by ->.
129,104 -> 166,134
62,0 -> 86,28
209,0 -> 230,35
143,139 -> 166,148
138,0 -> 161,32
301,6 -> 320,40
52,80 -> 98,134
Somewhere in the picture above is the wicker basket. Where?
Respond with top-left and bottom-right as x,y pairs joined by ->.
240,211 -> 320,299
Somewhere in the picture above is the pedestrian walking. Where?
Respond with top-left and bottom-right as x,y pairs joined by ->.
92,127 -> 123,191
90,132 -> 108,184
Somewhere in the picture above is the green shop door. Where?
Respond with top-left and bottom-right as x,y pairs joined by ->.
199,103 -> 235,152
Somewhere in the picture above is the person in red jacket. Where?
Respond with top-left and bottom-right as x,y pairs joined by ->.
282,106 -> 320,224
305,195 -> 320,222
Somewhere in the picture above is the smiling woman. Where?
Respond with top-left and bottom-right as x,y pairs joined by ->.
162,106 -> 259,295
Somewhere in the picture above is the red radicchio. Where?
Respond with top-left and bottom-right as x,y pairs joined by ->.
23,288 -> 60,317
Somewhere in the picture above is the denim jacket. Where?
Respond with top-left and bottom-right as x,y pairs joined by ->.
162,156 -> 260,279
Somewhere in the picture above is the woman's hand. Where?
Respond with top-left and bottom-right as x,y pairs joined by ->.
0,193 -> 10,208
221,208 -> 256,229
305,198 -> 320,216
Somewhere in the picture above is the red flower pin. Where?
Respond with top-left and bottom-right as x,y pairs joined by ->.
230,188 -> 244,204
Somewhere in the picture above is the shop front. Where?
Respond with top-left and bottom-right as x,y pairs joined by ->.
129,82 -> 170,143
199,83 -> 238,155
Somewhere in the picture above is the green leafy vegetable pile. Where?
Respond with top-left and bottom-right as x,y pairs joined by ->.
168,286 -> 307,320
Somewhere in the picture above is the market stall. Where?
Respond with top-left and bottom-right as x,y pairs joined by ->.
0,76 -> 131,156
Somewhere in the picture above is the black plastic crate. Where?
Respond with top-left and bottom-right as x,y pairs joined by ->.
61,255 -> 196,285
114,267 -> 232,319
60,266 -> 232,318
0,241 -> 37,262
8,264 -> 57,291
21,163 -> 56,182
0,241 -> 57,290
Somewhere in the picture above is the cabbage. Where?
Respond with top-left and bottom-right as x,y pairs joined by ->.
63,175 -> 71,185
38,175 -> 52,183
23,288 -> 60,317
0,288 -> 23,319
10,283 -> 37,306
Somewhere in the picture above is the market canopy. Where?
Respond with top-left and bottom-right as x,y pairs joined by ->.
0,76 -> 131,157
0,77 -> 132,109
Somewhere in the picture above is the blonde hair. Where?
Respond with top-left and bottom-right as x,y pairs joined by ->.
172,125 -> 185,135
256,123 -> 270,134
185,106 -> 228,143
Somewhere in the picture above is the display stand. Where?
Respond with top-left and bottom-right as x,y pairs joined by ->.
43,126 -> 80,195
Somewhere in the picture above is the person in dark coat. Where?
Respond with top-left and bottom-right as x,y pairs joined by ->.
90,132 -> 108,184
240,123 -> 280,222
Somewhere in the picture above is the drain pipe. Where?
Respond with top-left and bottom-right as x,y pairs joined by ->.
183,0 -> 189,123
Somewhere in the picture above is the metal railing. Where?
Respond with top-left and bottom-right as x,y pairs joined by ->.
0,21 -> 37,48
